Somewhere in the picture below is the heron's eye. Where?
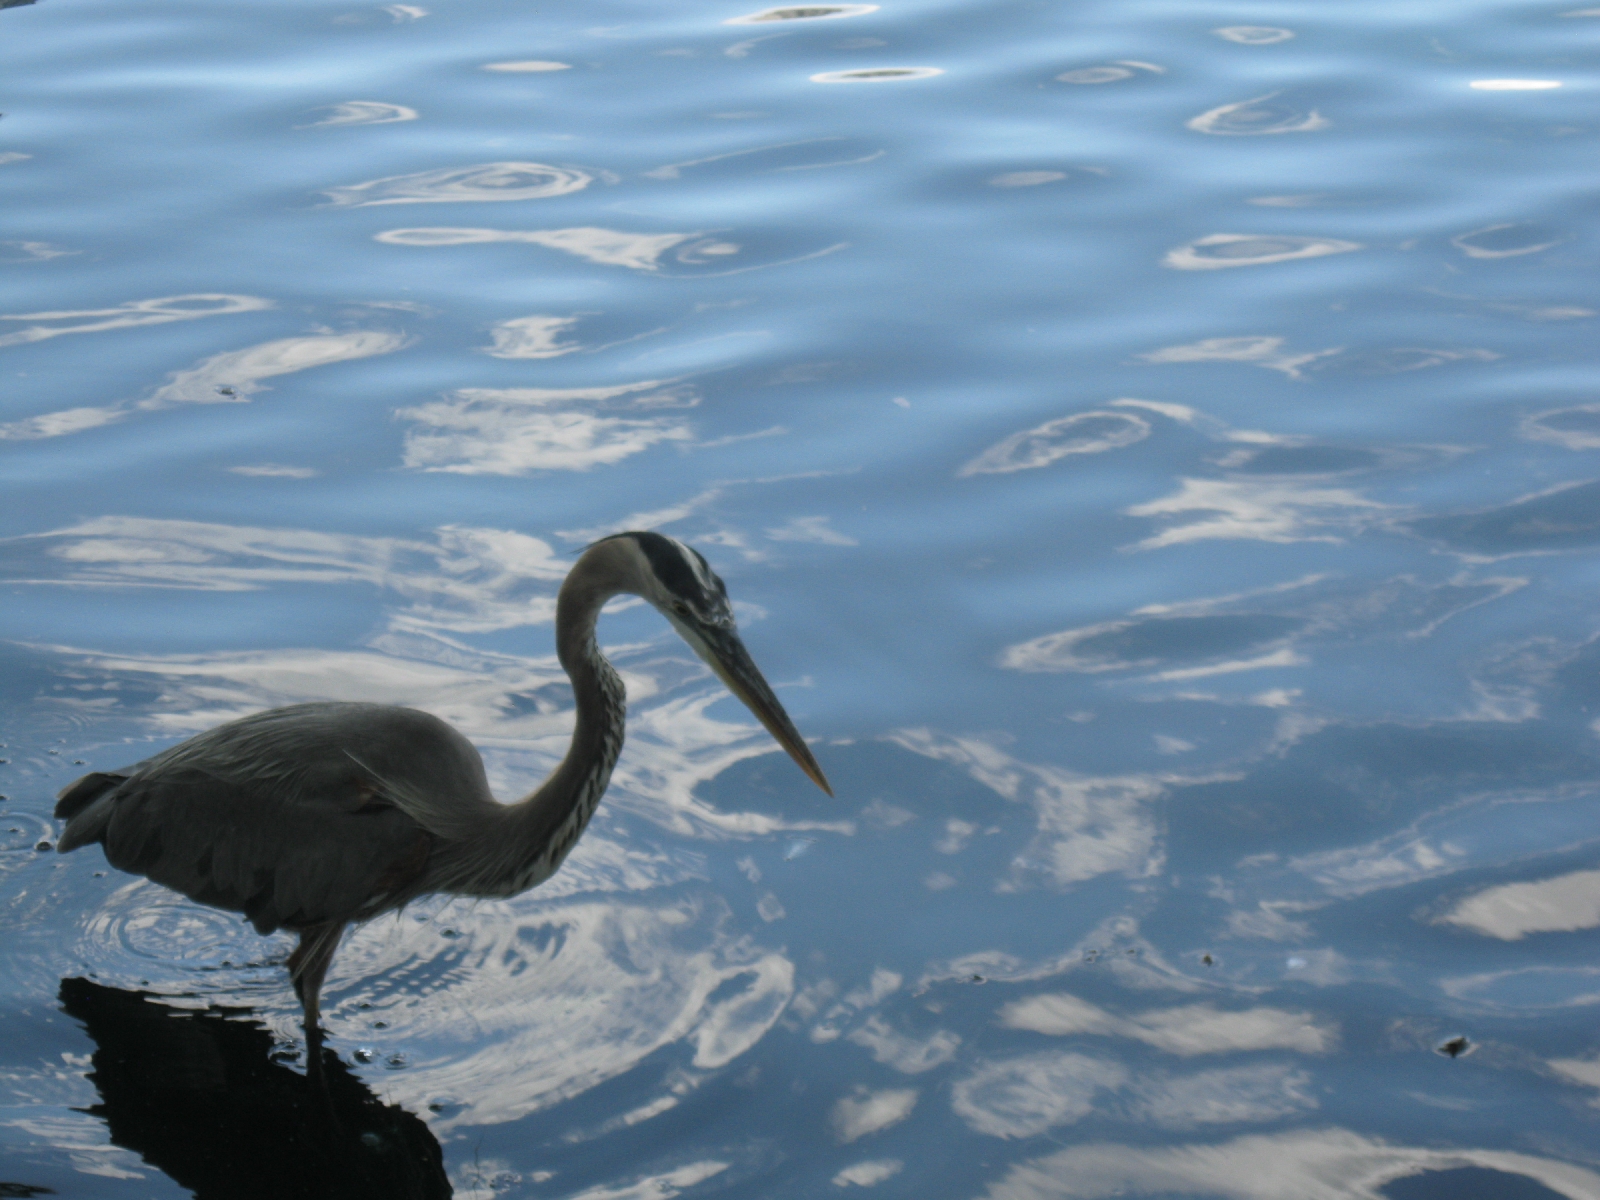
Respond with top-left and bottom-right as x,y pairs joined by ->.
673,601 -> 692,618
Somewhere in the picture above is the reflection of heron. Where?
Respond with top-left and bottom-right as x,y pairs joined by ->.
60,976 -> 451,1199
55,532 -> 831,1070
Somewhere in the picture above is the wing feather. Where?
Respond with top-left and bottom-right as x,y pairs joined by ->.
55,703 -> 480,933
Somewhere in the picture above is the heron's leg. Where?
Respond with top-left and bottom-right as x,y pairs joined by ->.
287,921 -> 345,1081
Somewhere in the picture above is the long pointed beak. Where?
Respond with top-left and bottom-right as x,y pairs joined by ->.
682,622 -> 833,796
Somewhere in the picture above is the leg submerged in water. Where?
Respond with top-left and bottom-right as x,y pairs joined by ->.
287,922 -> 346,1080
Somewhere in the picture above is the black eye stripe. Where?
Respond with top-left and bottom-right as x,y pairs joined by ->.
608,531 -> 726,606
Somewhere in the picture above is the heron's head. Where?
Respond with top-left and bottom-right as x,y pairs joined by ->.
591,531 -> 832,796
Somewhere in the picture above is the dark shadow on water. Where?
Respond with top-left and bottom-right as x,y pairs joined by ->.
58,977 -> 451,1200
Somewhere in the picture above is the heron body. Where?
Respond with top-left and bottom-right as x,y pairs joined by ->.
54,532 -> 830,1071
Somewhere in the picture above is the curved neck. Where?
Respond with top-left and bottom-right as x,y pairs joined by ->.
530,579 -> 630,861
442,565 -> 630,898
505,579 -> 630,889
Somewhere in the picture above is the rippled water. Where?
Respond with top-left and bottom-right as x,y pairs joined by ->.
3,0 -> 1600,1195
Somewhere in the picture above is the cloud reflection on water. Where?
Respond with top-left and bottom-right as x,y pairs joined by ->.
299,100 -> 418,127
889,730 -> 1162,888
1438,869 -> 1600,939
5,516 -> 567,631
1128,476 -> 1386,547
0,330 -> 408,441
999,993 -> 1334,1054
337,894 -> 795,1129
323,162 -> 591,206
1520,405 -> 1600,450
1140,335 -> 1342,378
1186,92 -> 1329,135
0,293 -> 271,349
377,225 -> 698,269
396,380 -> 696,475
954,1055 -> 1317,1138
1163,235 -> 1362,270
958,410 -> 1150,476
976,1128 -> 1600,1200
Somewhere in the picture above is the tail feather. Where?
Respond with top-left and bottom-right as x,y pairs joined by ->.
55,772 -> 128,852
56,771 -> 126,820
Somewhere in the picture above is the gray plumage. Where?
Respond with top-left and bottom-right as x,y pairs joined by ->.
55,532 -> 831,1073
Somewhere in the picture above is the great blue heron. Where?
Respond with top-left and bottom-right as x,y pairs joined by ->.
54,531 -> 831,1071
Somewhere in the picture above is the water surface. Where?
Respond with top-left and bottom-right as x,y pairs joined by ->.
3,0 -> 1600,1196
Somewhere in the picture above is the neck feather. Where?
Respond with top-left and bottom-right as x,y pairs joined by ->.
443,567 -> 630,898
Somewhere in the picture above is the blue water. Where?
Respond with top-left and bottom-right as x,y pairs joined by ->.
3,0 -> 1600,1195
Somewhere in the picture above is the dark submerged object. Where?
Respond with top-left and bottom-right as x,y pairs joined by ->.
59,977 -> 450,1200
55,533 -> 831,1068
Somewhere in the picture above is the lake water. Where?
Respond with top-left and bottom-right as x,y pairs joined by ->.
3,0 -> 1600,1196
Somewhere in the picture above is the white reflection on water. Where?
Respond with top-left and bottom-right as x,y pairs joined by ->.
998,993 -> 1335,1054
1186,92 -> 1329,135
0,406 -> 129,440
999,611 -> 1303,678
146,330 -> 408,404
0,1112 -> 150,1183
954,1052 -> 1125,1137
958,410 -> 1150,476
377,226 -> 695,270
889,730 -> 1161,888
299,100 -> 418,127
7,515 -> 568,630
484,315 -> 582,359
0,330 -> 408,442
323,162 -> 591,206
1140,335 -> 1342,378
845,1013 -> 960,1073
765,516 -> 856,545
335,895 -> 794,1129
482,60 -> 571,72
975,1128 -> 1600,1200
1549,1055 -> 1600,1105
563,1161 -> 729,1200
1,239 -> 77,261
396,380 -> 696,475
1131,1063 -> 1315,1128
1163,234 -> 1361,270
799,965 -> 902,1044
376,225 -> 848,276
483,314 -> 667,360
830,1086 -> 917,1142
1126,478 -> 1383,547
1451,222 -> 1565,259
1212,26 -> 1294,44
1438,869 -> 1600,939
0,293 -> 270,349
228,463 -> 319,478
1521,404 -> 1600,450
954,1055 -> 1315,1138
833,1159 -> 903,1188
